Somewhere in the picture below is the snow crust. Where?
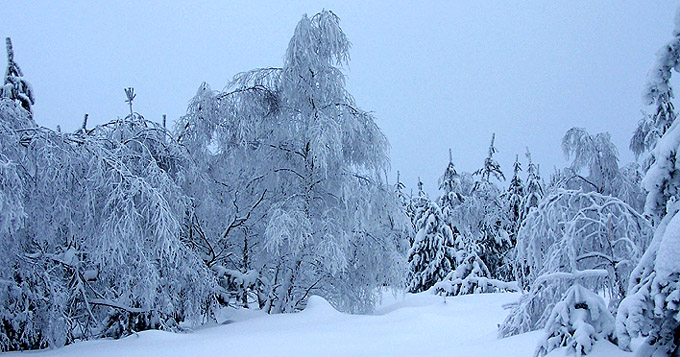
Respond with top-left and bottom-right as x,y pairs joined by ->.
11,292 -> 632,357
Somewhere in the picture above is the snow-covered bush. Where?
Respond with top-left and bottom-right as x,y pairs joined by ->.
434,251 -> 519,296
499,189 -> 652,338
535,284 -> 615,357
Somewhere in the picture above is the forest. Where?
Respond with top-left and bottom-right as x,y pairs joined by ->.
1,8 -> 680,357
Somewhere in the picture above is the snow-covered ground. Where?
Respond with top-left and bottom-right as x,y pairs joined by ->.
12,292 -> 631,356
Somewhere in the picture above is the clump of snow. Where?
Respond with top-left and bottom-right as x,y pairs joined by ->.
655,210 -> 680,278
300,295 -> 341,316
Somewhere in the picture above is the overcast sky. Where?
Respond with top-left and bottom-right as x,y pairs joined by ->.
2,1 -> 678,195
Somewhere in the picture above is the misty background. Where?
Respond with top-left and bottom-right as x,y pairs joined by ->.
2,1 -> 677,194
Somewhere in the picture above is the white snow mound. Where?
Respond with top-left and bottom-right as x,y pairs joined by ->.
301,295 -> 340,315
656,211 -> 680,278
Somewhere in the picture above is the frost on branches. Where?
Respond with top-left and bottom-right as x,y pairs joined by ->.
560,128 -> 642,209
0,93 -> 217,351
176,10 -> 407,314
499,189 -> 651,338
535,284 -> 616,357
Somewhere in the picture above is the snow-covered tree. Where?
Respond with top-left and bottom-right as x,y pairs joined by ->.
631,9 -> 680,175
502,154 -> 525,242
535,284 -> 616,357
617,209 -> 680,355
409,177 -> 430,236
500,189 -> 652,337
617,11 -> 680,355
0,38 -> 34,115
0,89 -> 218,351
471,134 -> 510,280
522,147 -> 543,217
432,164 -> 517,295
434,250 -> 519,296
474,133 -> 505,183
182,11 -> 406,314
407,198 -> 455,293
438,149 -> 464,217
561,128 -> 642,209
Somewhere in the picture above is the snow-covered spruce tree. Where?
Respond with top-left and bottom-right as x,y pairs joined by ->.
502,155 -> 524,245
407,197 -> 455,293
436,150 -> 464,262
535,284 -> 616,357
472,133 -> 510,280
617,12 -> 680,353
522,147 -> 543,217
438,149 -> 464,220
433,167 -> 519,296
0,38 -> 34,115
499,189 -> 652,338
497,154 -> 525,282
395,171 -> 409,210
631,9 -> 680,178
406,177 -> 430,246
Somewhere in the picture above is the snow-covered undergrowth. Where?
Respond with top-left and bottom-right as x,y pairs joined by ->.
10,292 -> 632,357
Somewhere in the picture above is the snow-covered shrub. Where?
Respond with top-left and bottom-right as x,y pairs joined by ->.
434,251 -> 519,296
535,284 -> 615,357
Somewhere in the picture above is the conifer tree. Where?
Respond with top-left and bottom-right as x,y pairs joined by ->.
473,133 -> 509,279
474,133 -> 505,183
523,147 -> 543,217
438,149 -> 463,217
617,11 -> 680,353
503,154 -> 525,242
407,198 -> 455,293
0,38 -> 34,115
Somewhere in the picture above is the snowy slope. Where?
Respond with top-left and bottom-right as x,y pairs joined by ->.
11,292 -> 630,357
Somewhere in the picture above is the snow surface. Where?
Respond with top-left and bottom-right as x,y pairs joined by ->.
11,292 -> 632,357
655,210 -> 680,278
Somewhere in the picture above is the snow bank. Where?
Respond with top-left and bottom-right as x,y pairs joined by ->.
9,292 -> 631,357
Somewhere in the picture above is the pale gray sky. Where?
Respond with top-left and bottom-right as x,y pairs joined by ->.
2,1 -> 678,195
